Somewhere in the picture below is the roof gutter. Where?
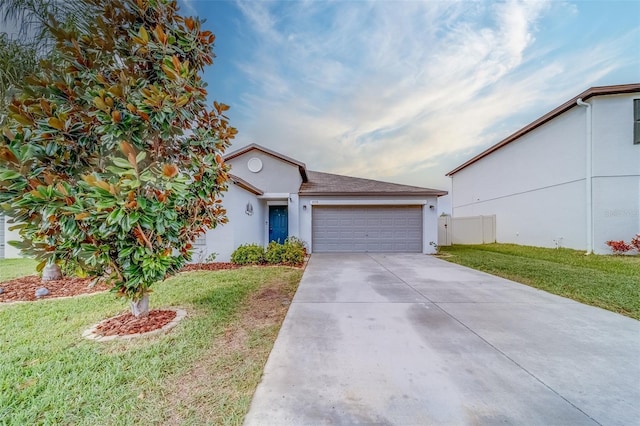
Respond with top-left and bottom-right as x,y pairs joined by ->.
577,98 -> 593,254
299,191 -> 448,197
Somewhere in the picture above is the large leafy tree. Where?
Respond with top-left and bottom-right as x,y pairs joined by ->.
0,0 -> 236,316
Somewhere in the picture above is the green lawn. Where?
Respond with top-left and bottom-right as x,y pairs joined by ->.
0,266 -> 302,425
0,258 -> 39,281
440,244 -> 640,320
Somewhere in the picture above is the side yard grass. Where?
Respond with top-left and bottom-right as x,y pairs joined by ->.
0,258 -> 39,281
0,265 -> 302,425
439,244 -> 640,320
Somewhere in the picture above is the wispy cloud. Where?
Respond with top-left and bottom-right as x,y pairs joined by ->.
227,0 -> 637,188
178,0 -> 197,15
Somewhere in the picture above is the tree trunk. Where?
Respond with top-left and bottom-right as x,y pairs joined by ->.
42,262 -> 62,281
130,293 -> 150,317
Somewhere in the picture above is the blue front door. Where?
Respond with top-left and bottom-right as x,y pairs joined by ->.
269,206 -> 288,243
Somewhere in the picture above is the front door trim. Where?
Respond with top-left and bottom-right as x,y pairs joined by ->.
268,205 -> 288,244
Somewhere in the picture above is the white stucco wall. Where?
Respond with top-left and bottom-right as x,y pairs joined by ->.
298,196 -> 440,254
593,176 -> 639,253
198,184 -> 265,262
591,94 -> 640,253
226,151 -> 302,194
287,194 -> 300,241
451,91 -> 640,253
2,215 -> 23,258
591,95 -> 640,177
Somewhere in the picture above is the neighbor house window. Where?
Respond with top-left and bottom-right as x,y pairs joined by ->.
635,99 -> 640,144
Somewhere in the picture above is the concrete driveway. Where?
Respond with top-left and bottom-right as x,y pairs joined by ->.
244,253 -> 640,426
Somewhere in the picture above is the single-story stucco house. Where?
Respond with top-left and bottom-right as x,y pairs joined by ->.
446,83 -> 640,254
0,143 -> 447,260
192,144 -> 447,262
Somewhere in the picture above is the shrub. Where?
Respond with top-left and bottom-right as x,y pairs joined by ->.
631,234 -> 640,251
265,241 -> 286,264
231,244 -> 265,265
232,239 -> 307,266
605,240 -> 632,254
281,242 -> 305,266
284,236 -> 308,256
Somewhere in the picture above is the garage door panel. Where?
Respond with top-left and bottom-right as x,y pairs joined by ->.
378,229 -> 396,240
313,206 -> 422,253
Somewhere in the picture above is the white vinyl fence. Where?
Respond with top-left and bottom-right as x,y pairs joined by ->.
438,215 -> 496,246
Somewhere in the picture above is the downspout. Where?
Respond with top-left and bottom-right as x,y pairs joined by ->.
577,98 -> 593,254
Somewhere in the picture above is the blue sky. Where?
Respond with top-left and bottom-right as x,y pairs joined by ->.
14,1 -> 640,209
176,0 -> 638,206
5,0 -> 640,210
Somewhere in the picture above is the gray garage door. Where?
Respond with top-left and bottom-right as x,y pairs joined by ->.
312,206 -> 423,253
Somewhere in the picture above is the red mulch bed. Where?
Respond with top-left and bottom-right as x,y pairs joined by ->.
180,262 -> 240,272
94,309 -> 177,336
0,275 -> 109,303
0,263 -> 239,304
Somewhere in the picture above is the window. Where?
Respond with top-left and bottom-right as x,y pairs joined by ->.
635,99 -> 640,144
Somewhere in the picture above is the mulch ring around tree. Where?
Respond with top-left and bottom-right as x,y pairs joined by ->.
83,309 -> 187,342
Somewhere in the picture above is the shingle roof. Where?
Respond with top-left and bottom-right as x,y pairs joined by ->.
446,83 -> 640,176
299,171 -> 447,197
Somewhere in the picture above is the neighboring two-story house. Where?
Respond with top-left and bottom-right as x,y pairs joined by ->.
447,84 -> 640,254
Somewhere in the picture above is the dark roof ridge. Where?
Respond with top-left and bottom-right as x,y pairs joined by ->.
300,170 -> 448,196
308,170 -> 439,190
446,83 -> 640,176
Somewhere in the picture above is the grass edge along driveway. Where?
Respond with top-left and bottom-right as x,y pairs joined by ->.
0,265 -> 302,425
440,244 -> 640,320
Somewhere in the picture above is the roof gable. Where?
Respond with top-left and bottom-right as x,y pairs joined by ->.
446,83 -> 640,176
300,171 -> 447,197
224,143 -> 308,182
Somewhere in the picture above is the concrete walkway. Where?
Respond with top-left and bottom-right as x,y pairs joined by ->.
244,254 -> 640,426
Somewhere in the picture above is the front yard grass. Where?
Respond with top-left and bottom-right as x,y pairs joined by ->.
0,266 -> 302,425
440,244 -> 640,320
0,258 -> 39,282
